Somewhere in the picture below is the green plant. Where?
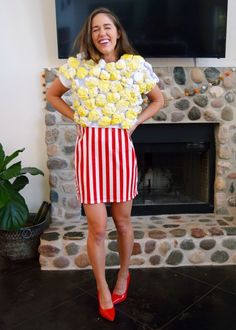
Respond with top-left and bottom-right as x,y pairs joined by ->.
0,143 -> 44,231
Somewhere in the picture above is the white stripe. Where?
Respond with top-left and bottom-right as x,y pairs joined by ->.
88,128 -> 94,204
94,127 -> 100,203
133,149 -> 138,197
74,136 -> 79,199
108,128 -> 113,202
101,128 -> 107,201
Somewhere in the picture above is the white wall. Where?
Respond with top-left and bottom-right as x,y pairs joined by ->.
0,0 -> 235,211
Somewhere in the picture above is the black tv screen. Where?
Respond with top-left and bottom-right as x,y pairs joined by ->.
55,0 -> 228,59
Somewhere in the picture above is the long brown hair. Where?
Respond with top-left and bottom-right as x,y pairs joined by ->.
71,7 -> 137,62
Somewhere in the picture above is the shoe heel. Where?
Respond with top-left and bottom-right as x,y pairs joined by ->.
112,272 -> 131,305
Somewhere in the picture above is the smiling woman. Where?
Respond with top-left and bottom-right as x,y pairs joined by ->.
91,14 -> 120,63
46,7 -> 164,322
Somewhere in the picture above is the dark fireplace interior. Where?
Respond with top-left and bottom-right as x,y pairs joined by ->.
131,123 -> 216,216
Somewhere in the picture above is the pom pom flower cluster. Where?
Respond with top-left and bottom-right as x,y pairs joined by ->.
59,54 -> 158,129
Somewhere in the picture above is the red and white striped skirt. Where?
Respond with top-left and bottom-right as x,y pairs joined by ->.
74,127 -> 138,204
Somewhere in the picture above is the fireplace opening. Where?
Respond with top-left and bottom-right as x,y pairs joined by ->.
131,123 -> 216,215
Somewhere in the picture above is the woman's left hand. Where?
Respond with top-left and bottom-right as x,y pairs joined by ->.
128,119 -> 140,136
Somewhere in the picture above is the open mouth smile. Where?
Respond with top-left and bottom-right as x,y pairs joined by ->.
98,39 -> 110,45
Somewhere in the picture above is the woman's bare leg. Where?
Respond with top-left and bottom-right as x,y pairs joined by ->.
111,200 -> 134,294
83,203 -> 113,309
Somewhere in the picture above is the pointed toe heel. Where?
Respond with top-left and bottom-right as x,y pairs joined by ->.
112,272 -> 130,305
98,292 -> 115,322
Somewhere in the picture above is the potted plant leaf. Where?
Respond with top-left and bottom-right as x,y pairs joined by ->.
0,143 -> 51,260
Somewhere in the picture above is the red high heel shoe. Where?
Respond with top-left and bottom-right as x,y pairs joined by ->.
97,292 -> 115,322
112,272 -> 131,305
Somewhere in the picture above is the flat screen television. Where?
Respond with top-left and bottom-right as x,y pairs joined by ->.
55,0 -> 228,59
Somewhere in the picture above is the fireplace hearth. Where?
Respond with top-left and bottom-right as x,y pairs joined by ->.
131,123 -> 216,215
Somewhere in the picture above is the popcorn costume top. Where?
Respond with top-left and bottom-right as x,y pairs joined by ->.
58,54 -> 159,204
58,53 -> 159,129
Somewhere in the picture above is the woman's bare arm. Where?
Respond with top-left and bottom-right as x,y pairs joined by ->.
46,78 -> 74,121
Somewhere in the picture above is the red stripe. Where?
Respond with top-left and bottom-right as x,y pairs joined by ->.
95,128 -> 100,203
118,129 -> 123,202
125,131 -> 130,201
84,129 -> 89,203
79,128 -> 84,202
105,128 -> 110,202
112,129 -> 117,202
89,127 -> 97,203
91,128 -> 98,203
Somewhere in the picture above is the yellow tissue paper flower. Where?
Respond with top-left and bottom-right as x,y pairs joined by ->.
88,87 -> 99,98
127,60 -> 139,71
85,77 -> 99,88
116,99 -> 129,111
107,92 -> 120,103
73,100 -> 80,109
120,89 -> 132,100
102,103 -> 116,116
100,70 -> 110,80
68,57 -> 79,69
76,67 -> 88,79
105,62 -> 116,72
121,54 -> 133,60
90,66 -> 101,77
111,82 -> 123,93
111,113 -> 124,125
84,98 -> 96,110
77,87 -> 89,100
115,59 -> 126,70
145,80 -> 156,93
83,59 -> 95,69
121,119 -> 132,129
110,70 -> 121,80
98,116 -> 111,127
59,65 -> 70,80
126,109 -> 137,119
79,117 -> 89,127
98,81 -> 110,93
133,55 -> 144,61
123,70 -> 133,78
77,105 -> 88,117
95,94 -> 107,107
138,83 -> 147,93
88,110 -> 100,121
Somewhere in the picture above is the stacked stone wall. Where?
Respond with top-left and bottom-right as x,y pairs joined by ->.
43,66 -> 236,221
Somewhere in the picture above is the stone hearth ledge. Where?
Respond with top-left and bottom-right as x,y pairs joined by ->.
39,214 -> 236,270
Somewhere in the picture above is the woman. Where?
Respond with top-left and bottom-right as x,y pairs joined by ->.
46,7 -> 164,322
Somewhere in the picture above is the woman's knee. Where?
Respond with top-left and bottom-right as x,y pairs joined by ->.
88,225 -> 106,243
114,217 -> 132,235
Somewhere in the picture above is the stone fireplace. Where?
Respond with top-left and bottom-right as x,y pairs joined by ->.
40,66 -> 236,270
132,123 -> 215,215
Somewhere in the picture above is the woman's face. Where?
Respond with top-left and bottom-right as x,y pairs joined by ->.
91,13 -> 120,61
